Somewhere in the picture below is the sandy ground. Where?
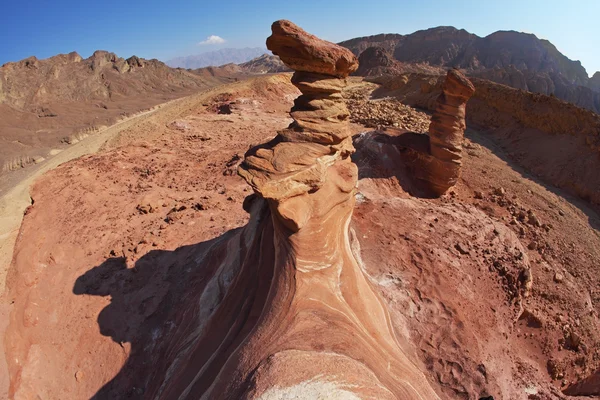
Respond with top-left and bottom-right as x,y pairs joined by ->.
0,80 -> 263,399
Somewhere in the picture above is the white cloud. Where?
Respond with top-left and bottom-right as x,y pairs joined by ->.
198,35 -> 226,45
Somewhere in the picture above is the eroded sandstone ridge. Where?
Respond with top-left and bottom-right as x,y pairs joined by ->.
234,20 -> 440,399
151,20 -> 441,399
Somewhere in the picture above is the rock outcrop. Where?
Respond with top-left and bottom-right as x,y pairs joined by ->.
564,369 -> 600,396
360,69 -> 475,196
239,53 -> 291,74
354,46 -> 396,76
151,20 -> 441,399
369,72 -> 600,204
426,69 -> 476,194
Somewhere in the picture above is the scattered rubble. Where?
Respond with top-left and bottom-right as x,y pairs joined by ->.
344,88 -> 430,132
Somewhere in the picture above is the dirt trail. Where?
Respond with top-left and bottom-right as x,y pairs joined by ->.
0,81 -> 249,399
0,83 -> 235,296
0,105 -> 159,295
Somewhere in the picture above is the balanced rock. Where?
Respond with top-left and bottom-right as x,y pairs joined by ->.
266,20 -> 358,78
426,68 -> 476,194
190,20 -> 439,399
136,20 -> 440,400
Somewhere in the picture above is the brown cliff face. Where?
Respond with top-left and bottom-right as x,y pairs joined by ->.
591,72 -> 600,92
354,46 -> 396,76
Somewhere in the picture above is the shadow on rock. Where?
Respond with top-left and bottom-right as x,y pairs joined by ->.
73,227 -> 242,399
352,129 -> 438,198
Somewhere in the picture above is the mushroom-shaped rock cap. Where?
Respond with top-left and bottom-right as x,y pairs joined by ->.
266,20 -> 359,78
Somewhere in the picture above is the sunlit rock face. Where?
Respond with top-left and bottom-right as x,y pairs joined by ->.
353,69 -> 475,197
149,20 -> 441,399
427,69 -> 476,194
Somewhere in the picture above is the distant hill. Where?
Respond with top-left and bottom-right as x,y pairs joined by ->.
190,63 -> 245,78
0,50 -> 223,172
166,47 -> 267,69
239,54 -> 290,74
339,27 -> 600,113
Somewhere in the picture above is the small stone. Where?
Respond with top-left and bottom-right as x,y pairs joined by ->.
494,187 -> 506,196
554,272 -> 564,283
558,210 -> 565,216
136,204 -> 151,214
75,370 -> 84,382
474,190 -> 484,199
193,203 -> 206,211
565,331 -> 582,350
455,242 -> 470,255
528,213 -> 541,227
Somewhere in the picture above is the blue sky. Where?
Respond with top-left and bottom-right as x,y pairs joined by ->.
1,0 -> 599,75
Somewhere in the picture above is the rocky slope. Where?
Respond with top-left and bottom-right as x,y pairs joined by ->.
190,63 -> 245,78
366,73 -> 600,206
0,51 -> 224,174
340,27 -> 600,113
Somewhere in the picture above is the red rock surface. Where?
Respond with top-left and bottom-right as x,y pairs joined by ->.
3,74 -> 600,400
267,20 -> 358,78
2,22 -> 600,400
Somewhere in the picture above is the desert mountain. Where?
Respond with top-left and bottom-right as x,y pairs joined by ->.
340,27 -> 600,113
0,50 -> 224,173
238,53 -> 290,73
166,47 -> 266,69
190,63 -> 245,78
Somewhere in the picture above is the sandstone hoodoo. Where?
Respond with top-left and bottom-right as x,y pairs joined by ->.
154,20 -> 441,398
427,69 -> 476,194
356,69 -> 475,196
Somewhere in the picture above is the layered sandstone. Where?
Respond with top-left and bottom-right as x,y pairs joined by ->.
151,20 -> 441,399
426,69 -> 476,194
363,69 -> 475,196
